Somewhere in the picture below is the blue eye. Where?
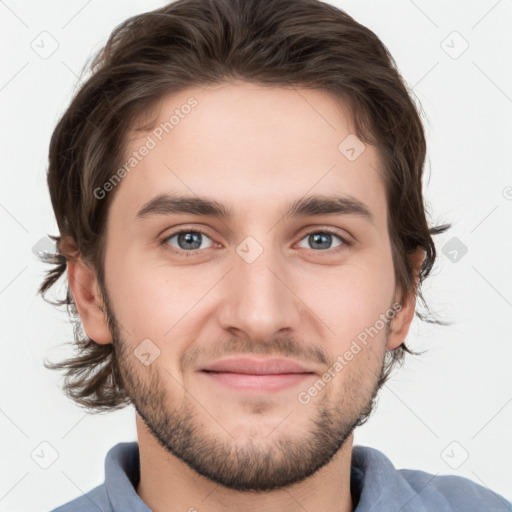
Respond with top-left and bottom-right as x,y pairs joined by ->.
162,230 -> 213,255
160,228 -> 348,258
297,231 -> 345,251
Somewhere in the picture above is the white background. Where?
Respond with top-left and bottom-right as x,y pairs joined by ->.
1,0 -> 511,510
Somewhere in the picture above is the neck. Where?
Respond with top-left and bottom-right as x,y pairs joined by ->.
135,415 -> 354,512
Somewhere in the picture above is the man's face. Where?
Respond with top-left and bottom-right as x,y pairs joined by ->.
100,82 -> 400,490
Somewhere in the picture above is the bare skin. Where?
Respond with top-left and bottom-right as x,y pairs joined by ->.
66,82 -> 423,512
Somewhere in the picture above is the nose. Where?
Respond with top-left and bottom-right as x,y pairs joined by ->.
216,240 -> 303,343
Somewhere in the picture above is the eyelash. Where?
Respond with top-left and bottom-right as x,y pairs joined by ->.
159,227 -> 350,258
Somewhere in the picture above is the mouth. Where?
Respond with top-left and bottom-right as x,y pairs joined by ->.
199,357 -> 316,393
200,370 -> 314,392
200,357 -> 315,393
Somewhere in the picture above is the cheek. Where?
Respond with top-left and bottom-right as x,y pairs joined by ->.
298,250 -> 395,338
104,248 -> 216,343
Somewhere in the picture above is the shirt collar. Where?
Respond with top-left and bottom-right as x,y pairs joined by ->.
351,445 -> 430,511
105,442 -> 151,511
103,442 -> 430,512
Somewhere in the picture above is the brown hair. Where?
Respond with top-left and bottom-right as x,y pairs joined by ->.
40,0 -> 450,411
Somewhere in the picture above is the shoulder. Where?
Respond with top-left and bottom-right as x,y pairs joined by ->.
351,446 -> 511,511
49,483 -> 110,512
399,467 -> 512,511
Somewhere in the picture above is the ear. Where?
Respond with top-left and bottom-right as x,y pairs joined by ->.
386,247 -> 426,350
61,236 -> 112,345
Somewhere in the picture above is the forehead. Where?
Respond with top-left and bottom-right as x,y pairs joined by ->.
109,82 -> 387,229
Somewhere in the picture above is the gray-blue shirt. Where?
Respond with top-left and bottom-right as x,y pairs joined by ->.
50,442 -> 511,511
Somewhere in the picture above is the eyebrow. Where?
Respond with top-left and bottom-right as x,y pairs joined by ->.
135,193 -> 374,224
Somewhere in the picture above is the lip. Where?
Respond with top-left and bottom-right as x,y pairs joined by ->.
200,357 -> 313,375
201,372 -> 313,392
199,357 -> 315,393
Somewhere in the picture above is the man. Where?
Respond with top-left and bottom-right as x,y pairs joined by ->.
40,0 -> 510,510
